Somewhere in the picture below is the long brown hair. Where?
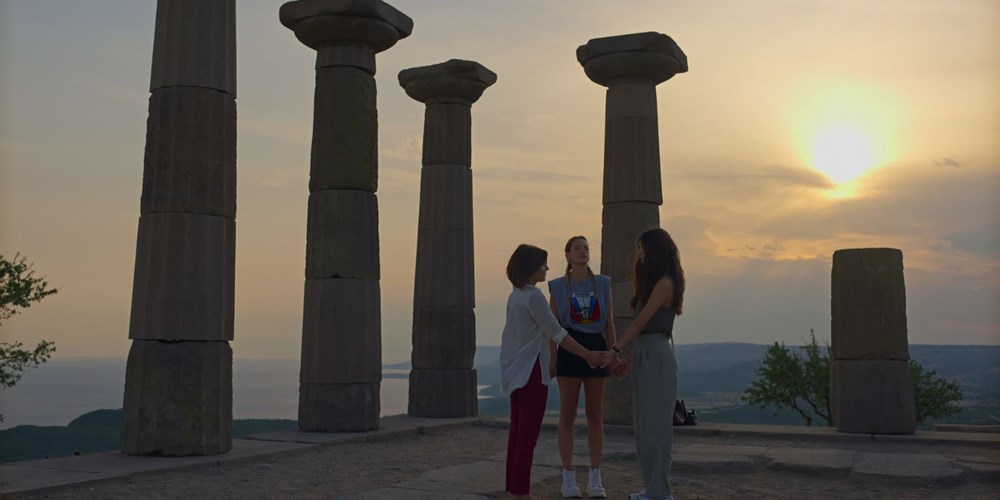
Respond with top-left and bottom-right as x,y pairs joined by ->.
563,235 -> 598,309
629,228 -> 685,314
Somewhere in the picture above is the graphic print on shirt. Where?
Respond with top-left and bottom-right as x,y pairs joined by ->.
570,291 -> 601,324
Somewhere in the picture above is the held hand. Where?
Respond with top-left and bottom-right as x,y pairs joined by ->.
585,351 -> 607,369
549,362 -> 557,379
597,350 -> 616,369
611,357 -> 631,378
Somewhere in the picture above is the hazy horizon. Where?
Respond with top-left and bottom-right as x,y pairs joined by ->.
1,0 -> 997,364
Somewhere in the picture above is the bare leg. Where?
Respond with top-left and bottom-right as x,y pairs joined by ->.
557,376 -> 583,469
582,377 -> 606,468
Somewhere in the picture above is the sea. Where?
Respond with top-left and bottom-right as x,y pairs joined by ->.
0,357 -> 473,429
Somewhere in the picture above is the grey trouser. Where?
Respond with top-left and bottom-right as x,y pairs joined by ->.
631,334 -> 678,499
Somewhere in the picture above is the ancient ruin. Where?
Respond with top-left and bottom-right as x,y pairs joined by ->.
122,0 -> 237,456
399,60 -> 497,418
831,248 -> 916,433
577,32 -> 688,425
279,0 -> 413,432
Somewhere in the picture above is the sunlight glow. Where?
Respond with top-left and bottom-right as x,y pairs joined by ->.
811,122 -> 878,184
790,81 -> 900,195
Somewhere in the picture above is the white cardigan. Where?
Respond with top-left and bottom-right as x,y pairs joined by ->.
499,284 -> 568,396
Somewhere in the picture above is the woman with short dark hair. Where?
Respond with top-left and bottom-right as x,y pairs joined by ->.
609,228 -> 686,500
500,244 -> 608,500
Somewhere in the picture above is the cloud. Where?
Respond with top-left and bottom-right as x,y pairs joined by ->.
935,157 -> 961,168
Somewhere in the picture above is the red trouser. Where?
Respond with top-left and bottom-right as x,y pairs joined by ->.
505,358 -> 548,495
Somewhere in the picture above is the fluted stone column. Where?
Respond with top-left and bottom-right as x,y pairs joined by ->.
279,0 -> 412,432
122,0 -> 236,456
578,32 -> 688,425
831,248 -> 916,434
398,60 -> 496,418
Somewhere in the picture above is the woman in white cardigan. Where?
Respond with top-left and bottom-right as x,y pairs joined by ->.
500,244 -> 608,500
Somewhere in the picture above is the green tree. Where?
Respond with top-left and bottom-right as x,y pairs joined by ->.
1,253 -> 59,421
743,330 -> 964,427
910,359 -> 963,425
742,331 -> 831,426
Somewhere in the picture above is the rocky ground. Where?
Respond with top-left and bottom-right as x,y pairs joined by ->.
18,423 -> 1000,500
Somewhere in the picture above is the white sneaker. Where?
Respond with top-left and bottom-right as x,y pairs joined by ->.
628,492 -> 673,500
561,468 -> 581,498
586,467 -> 606,498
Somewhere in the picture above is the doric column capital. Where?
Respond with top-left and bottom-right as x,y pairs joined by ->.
280,0 -> 413,72
577,32 -> 687,87
398,59 -> 497,105
280,0 -> 412,51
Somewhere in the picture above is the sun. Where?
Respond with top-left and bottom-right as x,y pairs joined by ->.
810,122 -> 878,184
790,81 -> 899,195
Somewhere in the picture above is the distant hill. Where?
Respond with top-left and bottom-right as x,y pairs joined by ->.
5,343 -> 994,463
0,410 -> 295,463
475,343 -> 1000,426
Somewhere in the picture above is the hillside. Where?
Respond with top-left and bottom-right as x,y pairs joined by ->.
3,343 -> 995,463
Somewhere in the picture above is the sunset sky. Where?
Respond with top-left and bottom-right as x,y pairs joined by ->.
1,0 -> 997,363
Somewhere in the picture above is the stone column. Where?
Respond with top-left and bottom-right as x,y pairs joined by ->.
279,0 -> 412,432
577,32 -> 688,425
398,60 -> 497,418
830,248 -> 916,434
122,0 -> 236,456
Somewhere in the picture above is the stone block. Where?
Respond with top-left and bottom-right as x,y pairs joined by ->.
422,103 -> 472,166
577,32 -> 687,87
831,248 -> 908,360
603,115 -> 662,204
417,165 -> 473,230
150,0 -> 236,95
316,45 -> 376,74
310,66 -> 378,193
399,59 -> 497,105
141,87 -> 236,217
604,318 -> 634,425
298,382 -> 380,432
830,359 -> 916,434
606,82 -> 658,119
411,307 -> 476,370
121,339 -> 232,456
408,369 -> 477,418
305,190 -> 380,279
599,201 -> 659,280
413,228 -> 475,308
300,278 -> 381,384
602,369 -> 633,425
129,213 -> 235,341
611,281 -> 633,319
280,0 -> 413,51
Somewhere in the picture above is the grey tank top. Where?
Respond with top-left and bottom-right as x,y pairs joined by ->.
632,302 -> 676,337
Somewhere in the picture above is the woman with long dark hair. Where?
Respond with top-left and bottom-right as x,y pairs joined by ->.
608,228 -> 685,500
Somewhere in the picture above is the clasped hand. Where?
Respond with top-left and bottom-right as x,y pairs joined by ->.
586,350 -> 618,369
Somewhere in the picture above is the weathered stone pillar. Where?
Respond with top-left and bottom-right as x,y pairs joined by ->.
398,60 -> 497,418
279,0 -> 412,432
577,32 -> 688,425
122,0 -> 236,456
830,248 -> 916,434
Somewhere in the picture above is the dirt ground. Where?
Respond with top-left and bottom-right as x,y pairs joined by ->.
530,456 -> 999,500
22,424 -> 999,500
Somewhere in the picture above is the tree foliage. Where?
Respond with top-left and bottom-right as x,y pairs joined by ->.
743,330 -> 964,427
1,253 -> 58,325
910,359 -> 964,425
0,340 -> 56,390
1,253 -> 59,422
742,332 -> 830,426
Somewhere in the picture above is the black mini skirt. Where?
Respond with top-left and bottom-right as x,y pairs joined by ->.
556,329 -> 609,378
